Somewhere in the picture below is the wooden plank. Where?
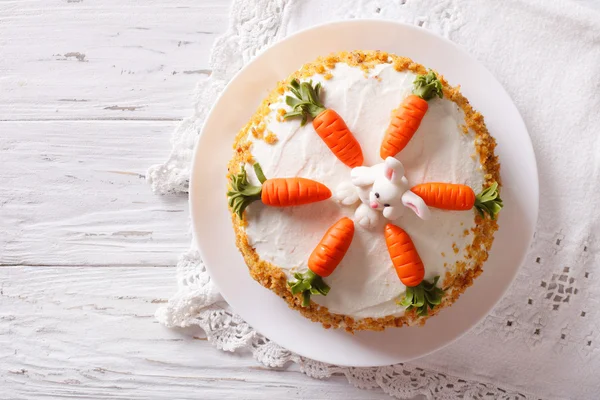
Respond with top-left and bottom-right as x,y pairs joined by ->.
0,266 -> 395,399
0,121 -> 190,266
0,0 -> 230,121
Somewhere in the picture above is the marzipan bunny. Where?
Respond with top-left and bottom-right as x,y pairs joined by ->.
336,157 -> 430,229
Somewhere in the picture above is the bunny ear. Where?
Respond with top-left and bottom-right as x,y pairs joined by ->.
383,157 -> 404,183
384,166 -> 394,181
402,191 -> 431,220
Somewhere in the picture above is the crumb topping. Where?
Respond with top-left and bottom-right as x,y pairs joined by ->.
264,131 -> 278,144
226,51 -> 501,332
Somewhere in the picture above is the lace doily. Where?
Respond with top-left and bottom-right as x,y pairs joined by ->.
150,0 -> 600,398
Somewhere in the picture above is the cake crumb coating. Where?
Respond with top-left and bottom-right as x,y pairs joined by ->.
227,51 -> 501,332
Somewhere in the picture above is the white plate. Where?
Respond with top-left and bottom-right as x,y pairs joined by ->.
190,20 -> 538,367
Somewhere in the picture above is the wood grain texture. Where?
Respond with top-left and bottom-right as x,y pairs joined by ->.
0,267 -> 395,399
0,0 -> 228,121
0,121 -> 190,266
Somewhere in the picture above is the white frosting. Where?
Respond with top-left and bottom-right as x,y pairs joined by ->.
243,62 -> 484,319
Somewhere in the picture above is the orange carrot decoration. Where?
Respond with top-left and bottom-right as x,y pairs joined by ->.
380,70 -> 443,159
308,217 -> 355,278
411,182 -> 503,220
284,79 -> 364,168
384,223 -> 444,316
261,178 -> 331,207
289,217 -> 355,307
227,163 -> 331,219
384,224 -> 425,287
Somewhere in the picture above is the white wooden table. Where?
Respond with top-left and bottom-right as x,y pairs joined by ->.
0,1 -> 399,398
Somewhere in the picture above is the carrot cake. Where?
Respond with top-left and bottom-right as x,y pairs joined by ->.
226,51 -> 502,332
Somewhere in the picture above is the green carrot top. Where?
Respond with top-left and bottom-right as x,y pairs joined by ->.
475,182 -> 503,220
412,70 -> 444,101
283,79 -> 325,125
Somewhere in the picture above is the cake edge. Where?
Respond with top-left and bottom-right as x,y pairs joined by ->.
226,51 -> 501,332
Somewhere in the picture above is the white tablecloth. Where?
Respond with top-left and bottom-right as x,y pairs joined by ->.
149,0 -> 600,398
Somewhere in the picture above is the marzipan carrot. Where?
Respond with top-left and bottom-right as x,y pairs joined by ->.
227,163 -> 331,219
284,79 -> 364,168
385,223 -> 444,316
411,183 -> 475,210
261,178 -> 331,207
380,70 -> 443,159
308,217 -> 355,278
411,182 -> 503,220
289,217 -> 355,307
384,224 -> 425,287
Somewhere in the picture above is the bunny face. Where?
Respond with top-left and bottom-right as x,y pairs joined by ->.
368,157 -> 411,221
369,178 -> 406,211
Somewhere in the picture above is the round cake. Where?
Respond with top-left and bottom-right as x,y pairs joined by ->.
227,51 -> 501,332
